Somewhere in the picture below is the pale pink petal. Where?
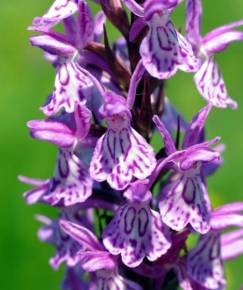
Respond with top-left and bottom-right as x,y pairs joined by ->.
194,57 -> 237,109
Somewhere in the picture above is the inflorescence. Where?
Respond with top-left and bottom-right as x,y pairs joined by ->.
20,0 -> 243,289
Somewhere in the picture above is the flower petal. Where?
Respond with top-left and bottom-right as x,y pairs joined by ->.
159,175 -> 211,234
93,11 -> 106,42
211,214 -> 243,231
90,127 -> 156,190
123,179 -> 152,203
74,104 -> 91,140
18,176 -> 50,205
153,115 -> 176,155
182,103 -> 212,148
187,232 -> 226,289
42,61 -> 99,116
103,203 -> 171,267
127,60 -> 146,109
144,0 -> 182,21
194,57 -> 238,109
96,270 -> 142,290
30,34 -> 76,56
32,0 -> 78,29
59,219 -> 103,251
175,260 -> 194,290
37,215 -> 81,269
77,0 -> 95,48
221,229 -> 243,260
44,150 -> 93,206
123,0 -> 144,17
129,18 -> 147,42
203,19 -> 243,53
76,250 -> 116,272
185,0 -> 202,46
213,202 -> 243,215
27,119 -> 75,148
100,92 -> 129,118
180,147 -> 220,171
140,13 -> 199,79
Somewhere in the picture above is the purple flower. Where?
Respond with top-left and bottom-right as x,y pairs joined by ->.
20,106 -> 94,206
90,94 -> 156,189
47,149 -> 93,206
41,61 -> 105,116
90,66 -> 156,190
36,209 -> 83,270
186,0 -> 243,108
59,219 -> 142,289
30,0 -> 106,56
125,0 -> 200,79
26,103 -> 92,148
187,231 -> 226,290
102,179 -> 171,267
20,148 -> 93,206
30,0 -> 106,116
178,202 -> 243,290
153,104 -> 221,233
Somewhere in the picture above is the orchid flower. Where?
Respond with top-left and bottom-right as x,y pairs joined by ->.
186,0 -> 243,109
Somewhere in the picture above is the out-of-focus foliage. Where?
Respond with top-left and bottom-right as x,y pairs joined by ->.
0,0 -> 242,289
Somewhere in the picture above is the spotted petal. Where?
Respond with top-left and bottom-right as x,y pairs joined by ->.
194,57 -> 237,109
32,0 -> 78,29
60,219 -> 117,272
95,270 -> 142,290
44,149 -> 93,206
140,13 -> 199,79
159,173 -> 211,234
187,232 -> 226,289
37,215 -> 81,269
42,61 -> 99,116
90,127 -> 156,190
185,0 -> 202,46
175,260 -> 194,290
103,201 -> 171,267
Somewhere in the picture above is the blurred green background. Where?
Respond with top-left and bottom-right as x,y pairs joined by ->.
0,0 -> 242,289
